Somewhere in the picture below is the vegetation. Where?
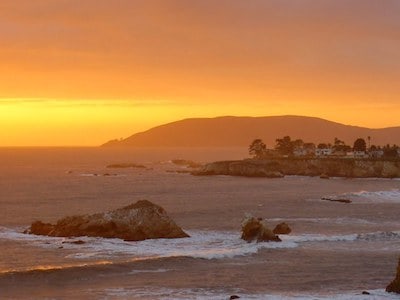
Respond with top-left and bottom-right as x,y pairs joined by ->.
248,136 -> 399,160
353,138 -> 367,152
249,139 -> 267,158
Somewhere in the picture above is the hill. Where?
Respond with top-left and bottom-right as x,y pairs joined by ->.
102,116 -> 400,148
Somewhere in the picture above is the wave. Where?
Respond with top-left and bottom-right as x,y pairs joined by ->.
0,227 -> 400,275
88,287 -> 399,299
0,228 -> 360,261
323,189 -> 400,203
269,217 -> 376,225
357,231 -> 400,241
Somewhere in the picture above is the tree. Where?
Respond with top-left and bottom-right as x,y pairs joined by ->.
383,144 -> 399,159
333,137 -> 349,152
353,138 -> 367,152
249,139 -> 266,158
317,143 -> 328,149
275,136 -> 294,155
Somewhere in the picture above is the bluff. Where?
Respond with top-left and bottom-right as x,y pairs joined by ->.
193,158 -> 400,178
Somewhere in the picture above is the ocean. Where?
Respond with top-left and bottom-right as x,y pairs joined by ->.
0,147 -> 399,299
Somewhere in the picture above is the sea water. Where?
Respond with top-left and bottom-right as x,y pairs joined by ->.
0,147 -> 399,299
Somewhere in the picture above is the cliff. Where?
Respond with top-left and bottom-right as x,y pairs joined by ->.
193,158 -> 400,178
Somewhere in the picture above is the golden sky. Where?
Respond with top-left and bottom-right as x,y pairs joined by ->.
1,0 -> 400,146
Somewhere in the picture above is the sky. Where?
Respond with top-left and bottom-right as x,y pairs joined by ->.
1,0 -> 400,146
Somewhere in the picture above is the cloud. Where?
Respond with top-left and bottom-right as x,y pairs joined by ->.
0,98 -> 180,108
0,0 -> 400,103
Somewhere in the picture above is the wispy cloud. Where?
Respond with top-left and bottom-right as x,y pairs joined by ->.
0,98 -> 179,107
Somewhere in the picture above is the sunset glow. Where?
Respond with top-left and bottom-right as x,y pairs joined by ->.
1,1 -> 400,146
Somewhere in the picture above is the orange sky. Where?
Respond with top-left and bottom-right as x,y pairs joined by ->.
1,1 -> 400,146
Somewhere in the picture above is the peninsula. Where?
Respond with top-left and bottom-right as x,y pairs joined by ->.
194,136 -> 400,178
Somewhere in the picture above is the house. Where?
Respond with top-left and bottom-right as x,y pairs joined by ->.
369,149 -> 384,159
315,148 -> 332,157
354,151 -> 368,158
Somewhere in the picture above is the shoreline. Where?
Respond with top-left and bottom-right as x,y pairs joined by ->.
194,157 -> 400,178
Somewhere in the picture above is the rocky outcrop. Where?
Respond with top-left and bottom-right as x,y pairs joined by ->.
273,222 -> 292,234
241,215 -> 281,242
386,258 -> 400,294
27,200 -> 189,241
193,158 -> 400,178
193,160 -> 283,178
321,197 -> 352,204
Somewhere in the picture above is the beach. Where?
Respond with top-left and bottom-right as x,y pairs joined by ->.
0,147 -> 399,299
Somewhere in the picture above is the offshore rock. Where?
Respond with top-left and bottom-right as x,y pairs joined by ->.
386,258 -> 400,294
273,222 -> 292,234
241,215 -> 281,242
27,200 -> 189,241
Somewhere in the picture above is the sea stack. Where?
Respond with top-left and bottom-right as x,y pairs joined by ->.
241,215 -> 281,242
27,200 -> 189,241
386,258 -> 400,294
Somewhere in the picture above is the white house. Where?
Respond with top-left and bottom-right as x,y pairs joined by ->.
315,148 -> 332,157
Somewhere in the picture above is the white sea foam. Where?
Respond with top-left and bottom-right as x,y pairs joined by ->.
1,227 -> 399,262
129,268 -> 169,275
323,189 -> 400,204
269,217 -> 375,225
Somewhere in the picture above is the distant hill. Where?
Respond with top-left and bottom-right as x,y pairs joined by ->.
102,116 -> 400,148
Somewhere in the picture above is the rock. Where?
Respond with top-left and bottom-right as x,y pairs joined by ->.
27,200 -> 189,241
273,222 -> 292,234
361,291 -> 370,295
321,197 -> 352,204
62,240 -> 86,245
230,295 -> 240,299
386,257 -> 400,294
193,158 -> 400,178
29,221 -> 55,236
241,215 -> 281,242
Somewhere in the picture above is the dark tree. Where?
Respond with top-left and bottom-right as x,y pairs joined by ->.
332,137 -> 350,152
249,139 -> 266,158
383,144 -> 399,159
317,143 -> 328,149
275,136 -> 294,155
353,138 -> 367,152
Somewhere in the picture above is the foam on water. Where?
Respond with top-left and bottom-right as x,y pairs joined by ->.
2,227 -> 399,265
323,189 -> 400,203
269,217 -> 376,225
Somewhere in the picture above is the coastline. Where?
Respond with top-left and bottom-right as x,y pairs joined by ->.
194,157 -> 400,178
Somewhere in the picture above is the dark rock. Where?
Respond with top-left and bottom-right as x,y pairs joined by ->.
273,222 -> 292,234
241,215 -> 281,243
361,291 -> 370,295
62,240 -> 86,245
29,221 -> 55,236
321,197 -> 352,204
27,200 -> 189,241
386,258 -> 400,294
230,295 -> 240,299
